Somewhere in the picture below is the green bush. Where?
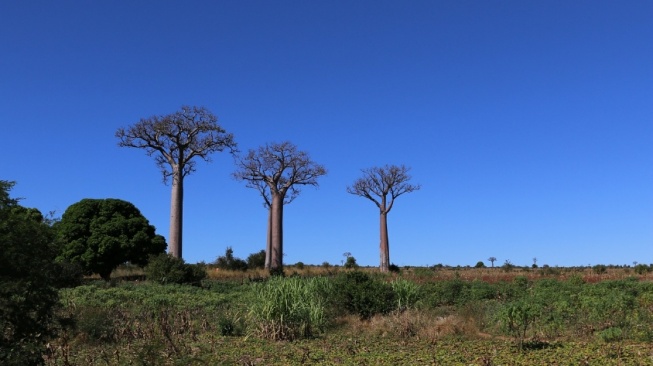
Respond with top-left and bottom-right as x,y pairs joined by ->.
247,250 -> 266,269
331,271 -> 395,319
145,254 -> 206,285
344,256 -> 358,269
214,247 -> 248,271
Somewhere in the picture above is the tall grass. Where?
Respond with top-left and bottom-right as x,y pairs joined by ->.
247,276 -> 332,340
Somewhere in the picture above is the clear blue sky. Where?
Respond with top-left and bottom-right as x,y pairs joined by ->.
2,1 -> 651,267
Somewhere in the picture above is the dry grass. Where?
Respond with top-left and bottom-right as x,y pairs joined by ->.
334,308 -> 482,343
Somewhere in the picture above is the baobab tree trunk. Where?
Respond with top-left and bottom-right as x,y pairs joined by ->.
270,194 -> 284,271
265,206 -> 272,269
379,211 -> 390,272
169,172 -> 183,258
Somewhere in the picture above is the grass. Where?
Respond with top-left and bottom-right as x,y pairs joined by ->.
43,265 -> 653,365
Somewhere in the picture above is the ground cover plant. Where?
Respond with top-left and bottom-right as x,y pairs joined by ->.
42,265 -> 653,365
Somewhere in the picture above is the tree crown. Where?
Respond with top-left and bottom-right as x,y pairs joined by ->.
116,105 -> 237,183
347,164 -> 420,213
234,141 -> 327,200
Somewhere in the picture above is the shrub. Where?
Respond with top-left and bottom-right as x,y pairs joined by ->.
214,247 -> 248,271
389,263 -> 400,273
332,271 -> 395,319
246,250 -> 266,269
145,254 -> 206,285
295,262 -> 305,270
593,264 -> 607,275
475,261 -> 486,268
344,256 -> 358,269
634,264 -> 650,275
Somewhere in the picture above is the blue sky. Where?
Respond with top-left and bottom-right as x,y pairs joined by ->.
2,1 -> 651,267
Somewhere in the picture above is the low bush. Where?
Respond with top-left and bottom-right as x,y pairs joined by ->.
145,254 -> 206,285
332,271 -> 395,319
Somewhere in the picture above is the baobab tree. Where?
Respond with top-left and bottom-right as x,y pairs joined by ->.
245,178 -> 299,268
234,141 -> 326,272
488,257 -> 497,268
347,164 -> 420,272
116,106 -> 237,258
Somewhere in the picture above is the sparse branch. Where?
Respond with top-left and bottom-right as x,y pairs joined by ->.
347,164 -> 420,272
233,141 -> 327,270
116,105 -> 236,258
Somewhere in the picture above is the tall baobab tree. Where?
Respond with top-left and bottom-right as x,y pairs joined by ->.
246,178 -> 300,268
234,141 -> 326,271
347,164 -> 420,272
116,105 -> 237,258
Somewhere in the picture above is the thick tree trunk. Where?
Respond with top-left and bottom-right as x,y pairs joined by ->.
169,172 -> 184,258
379,211 -> 390,272
265,206 -> 272,269
269,194 -> 284,271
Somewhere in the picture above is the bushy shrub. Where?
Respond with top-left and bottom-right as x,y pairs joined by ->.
247,250 -> 266,269
344,256 -> 358,269
331,271 -> 395,319
593,264 -> 607,275
475,261 -> 486,268
145,254 -> 206,285
389,263 -> 400,273
215,247 -> 248,271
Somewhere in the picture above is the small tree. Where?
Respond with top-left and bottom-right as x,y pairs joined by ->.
347,164 -> 420,272
117,105 -> 237,258
488,257 -> 497,268
56,198 -> 167,280
234,141 -> 327,272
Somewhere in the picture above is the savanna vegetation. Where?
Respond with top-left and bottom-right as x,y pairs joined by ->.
41,264 -> 653,365
4,106 -> 651,365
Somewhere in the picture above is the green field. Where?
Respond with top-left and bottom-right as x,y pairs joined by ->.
44,266 -> 653,365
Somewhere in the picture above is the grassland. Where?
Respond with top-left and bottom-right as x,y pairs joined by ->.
44,265 -> 653,365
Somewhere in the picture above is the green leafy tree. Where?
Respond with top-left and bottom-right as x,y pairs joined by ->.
56,198 -> 166,280
0,181 -> 60,365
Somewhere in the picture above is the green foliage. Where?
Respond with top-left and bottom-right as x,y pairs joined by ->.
145,253 -> 207,285
474,261 -> 486,268
634,264 -> 650,275
55,198 -> 166,280
332,271 -> 395,319
247,249 -> 266,269
344,255 -> 358,269
502,260 -> 515,272
391,278 -> 421,310
0,181 -> 61,365
215,247 -> 248,271
389,263 -> 400,273
593,264 -> 607,275
247,276 -> 332,340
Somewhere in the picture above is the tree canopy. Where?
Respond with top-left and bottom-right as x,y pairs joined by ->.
55,198 -> 166,280
0,181 -> 61,365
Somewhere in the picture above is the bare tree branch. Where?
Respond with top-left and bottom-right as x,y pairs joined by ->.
233,141 -> 327,270
116,105 -> 237,258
